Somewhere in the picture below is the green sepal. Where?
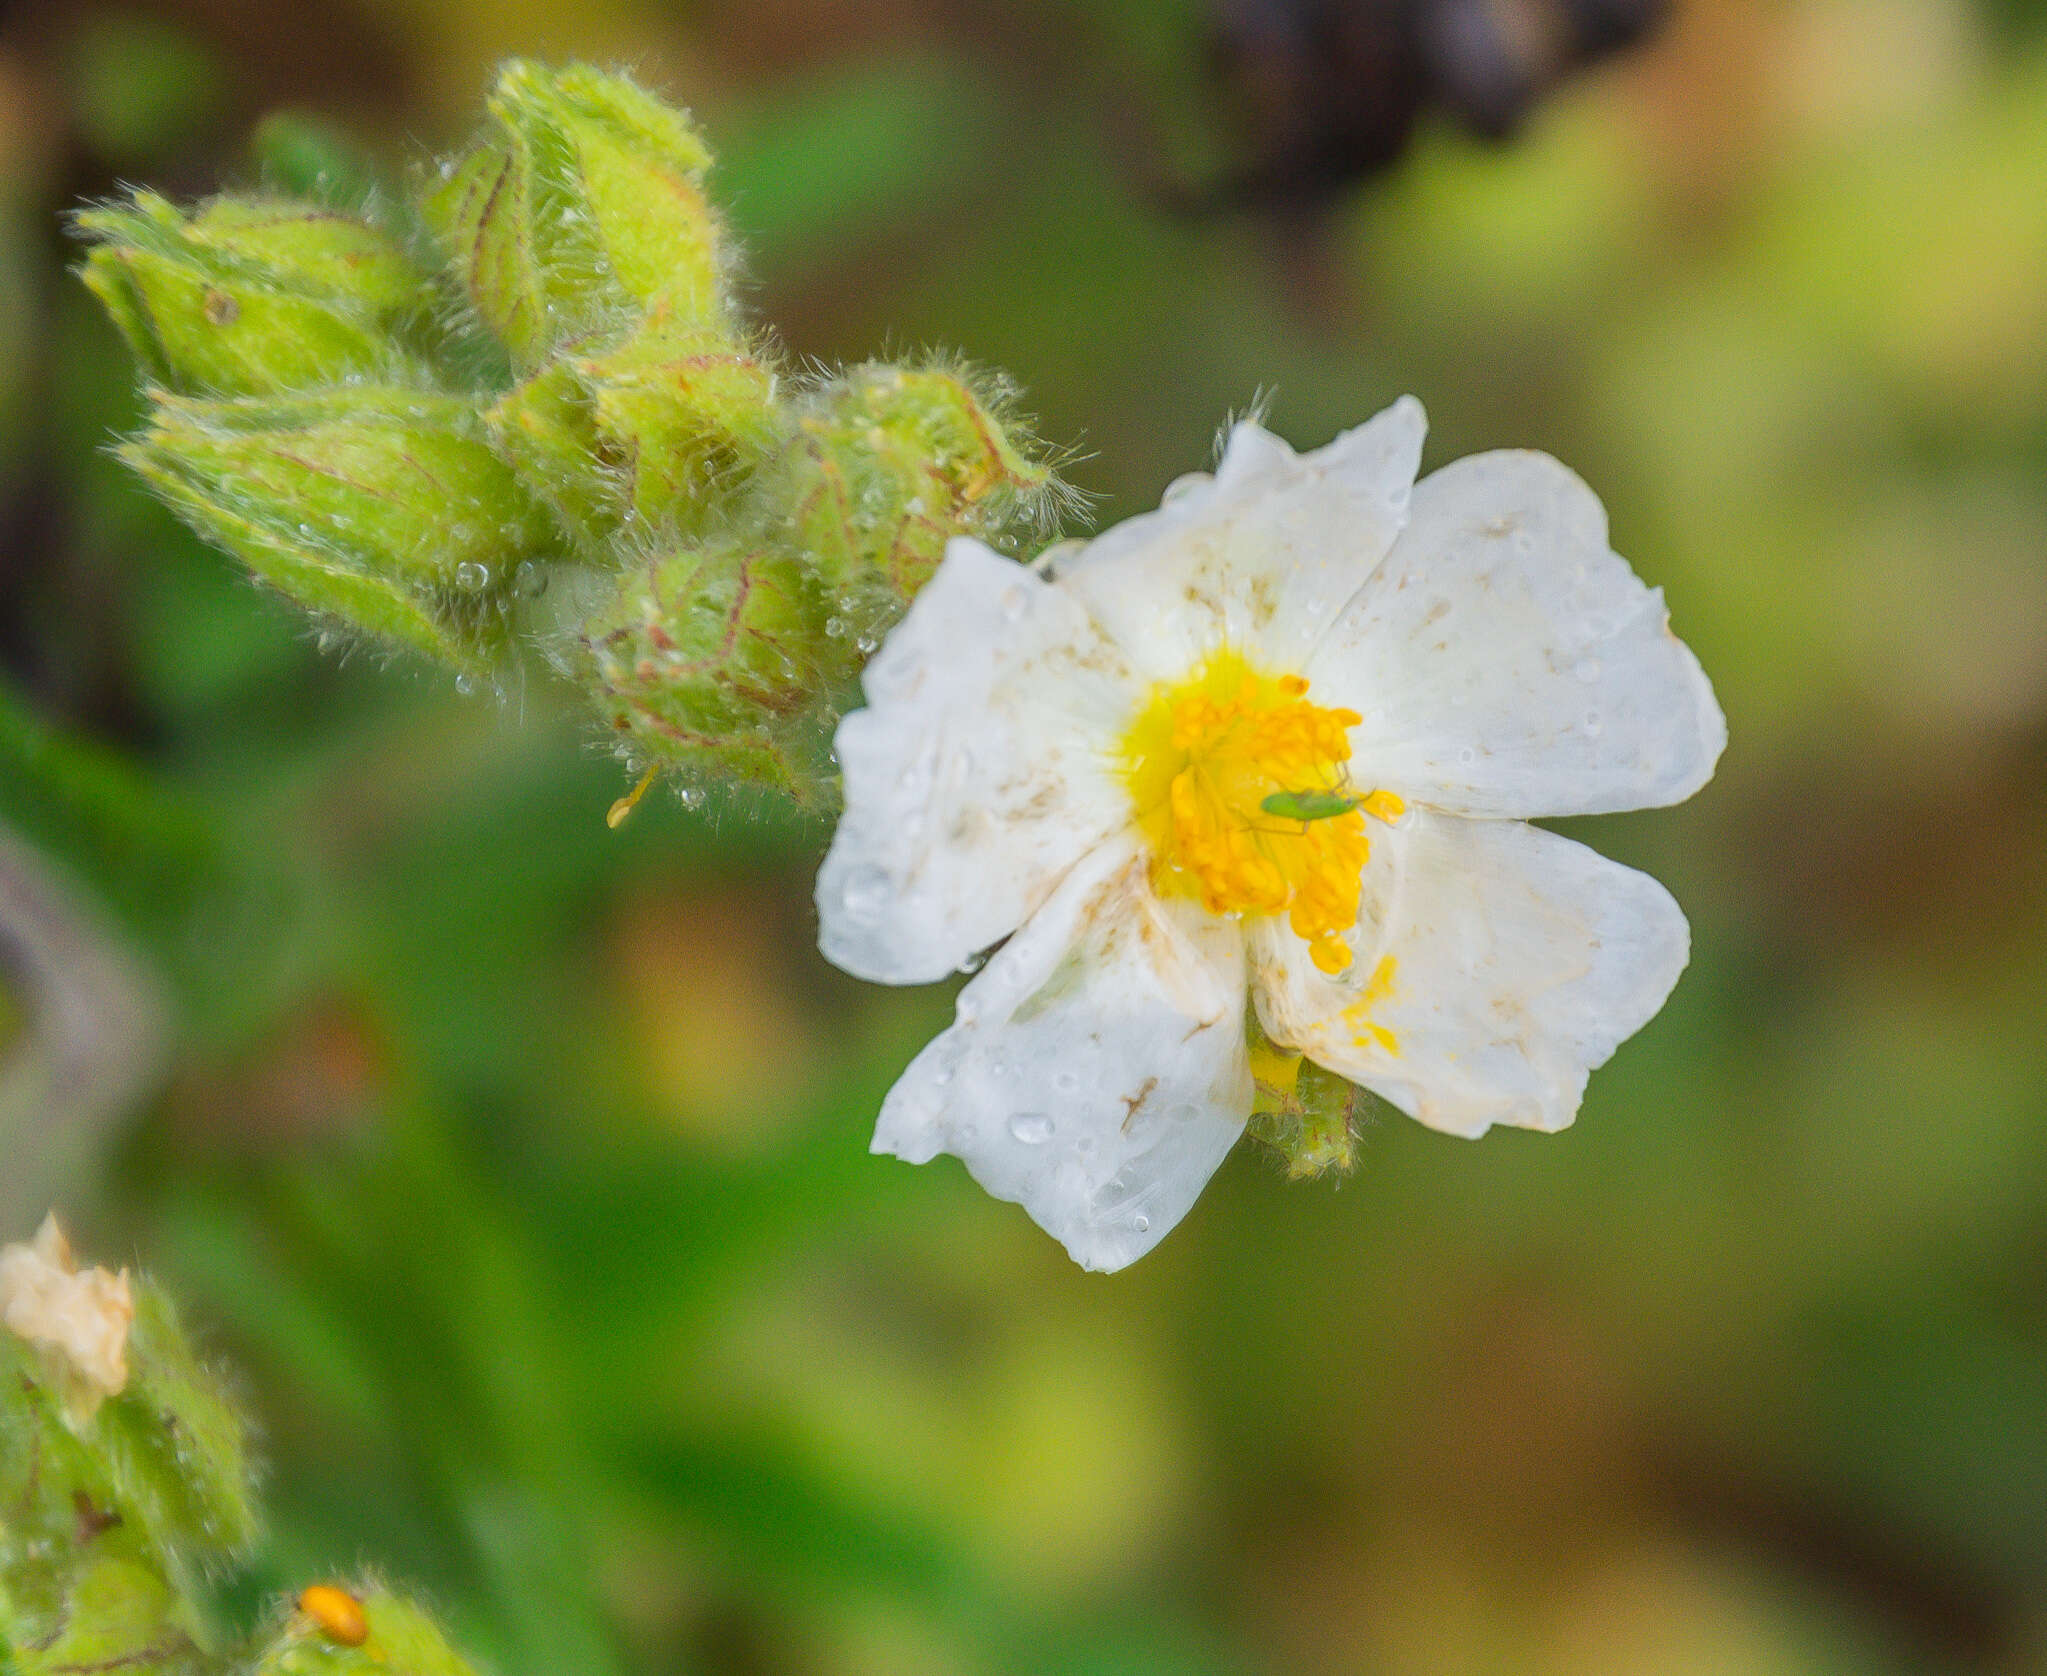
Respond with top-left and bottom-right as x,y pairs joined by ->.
784,363 -> 1059,608
424,60 -> 726,371
488,311 -> 785,546
578,312 -> 785,528
77,191 -> 432,396
122,387 -> 563,669
1244,1012 -> 1368,1180
485,359 -> 622,549
581,535 -> 831,803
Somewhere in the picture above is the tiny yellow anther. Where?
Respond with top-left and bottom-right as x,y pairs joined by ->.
606,767 -> 659,829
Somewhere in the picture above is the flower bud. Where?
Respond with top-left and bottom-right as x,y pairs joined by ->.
783,363 -> 1058,610
77,190 -> 431,396
3,1227 -> 256,1674
488,309 -> 785,546
123,387 -> 562,668
578,313 -> 785,528
582,536 -> 830,801
425,61 -> 726,370
258,1585 -> 480,1675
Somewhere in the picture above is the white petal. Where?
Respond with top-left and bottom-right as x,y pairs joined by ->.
818,539 -> 1143,984
1308,450 -> 1725,817
1251,812 -> 1690,1138
1056,398 -> 1426,679
874,836 -> 1252,1272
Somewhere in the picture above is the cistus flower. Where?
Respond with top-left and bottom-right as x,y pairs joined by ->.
816,397 -> 1725,1271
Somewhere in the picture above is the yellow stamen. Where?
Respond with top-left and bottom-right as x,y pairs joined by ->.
1121,651 -> 1400,974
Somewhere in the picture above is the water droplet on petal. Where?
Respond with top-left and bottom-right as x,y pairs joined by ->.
1132,1214 -> 1151,1233
1008,1112 -> 1054,1144
1054,1070 -> 1080,1095
839,865 -> 890,924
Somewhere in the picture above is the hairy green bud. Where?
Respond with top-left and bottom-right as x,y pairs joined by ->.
425,61 -> 726,370
78,192 -> 430,396
123,388 -> 562,668
489,310 -> 785,546
582,537 -> 828,801
256,1585 -> 478,1676
2,1225 -> 255,1674
785,363 -> 1057,610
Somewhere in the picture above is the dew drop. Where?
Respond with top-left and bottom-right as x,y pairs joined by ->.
1008,1112 -> 1055,1145
1054,1070 -> 1081,1095
677,784 -> 706,810
825,615 -> 849,639
1132,1214 -> 1151,1233
454,674 -> 475,696
515,560 -> 549,599
1458,746 -> 1477,766
956,949 -> 987,975
839,865 -> 890,924
455,560 -> 491,592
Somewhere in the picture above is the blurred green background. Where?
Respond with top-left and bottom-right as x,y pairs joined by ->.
5,0 -> 2047,1670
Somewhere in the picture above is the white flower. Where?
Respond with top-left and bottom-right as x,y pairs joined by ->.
817,398 -> 1725,1272
1,1213 -> 134,1424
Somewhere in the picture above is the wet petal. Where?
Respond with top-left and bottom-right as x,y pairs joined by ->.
1251,812 -> 1690,1137
1309,450 -> 1725,817
874,837 -> 1252,1271
819,538 -> 1142,984
1058,398 -> 1426,679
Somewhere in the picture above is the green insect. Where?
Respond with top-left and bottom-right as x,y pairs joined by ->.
1259,788 -> 1361,823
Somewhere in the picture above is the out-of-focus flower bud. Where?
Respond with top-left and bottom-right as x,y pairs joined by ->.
3,1221 -> 257,1674
425,61 -> 726,371
77,191 -> 430,396
488,308 -> 785,547
783,363 -> 1058,614
122,388 -> 562,669
258,1584 -> 481,1675
582,538 -> 829,802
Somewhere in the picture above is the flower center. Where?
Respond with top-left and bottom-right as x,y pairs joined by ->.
1121,651 -> 1402,975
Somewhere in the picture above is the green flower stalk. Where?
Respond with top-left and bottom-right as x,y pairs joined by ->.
81,59 -> 1068,808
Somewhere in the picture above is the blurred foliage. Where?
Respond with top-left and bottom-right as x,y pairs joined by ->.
3,1 -> 2047,1673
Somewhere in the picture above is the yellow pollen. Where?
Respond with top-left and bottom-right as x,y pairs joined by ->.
1121,651 -> 1400,974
